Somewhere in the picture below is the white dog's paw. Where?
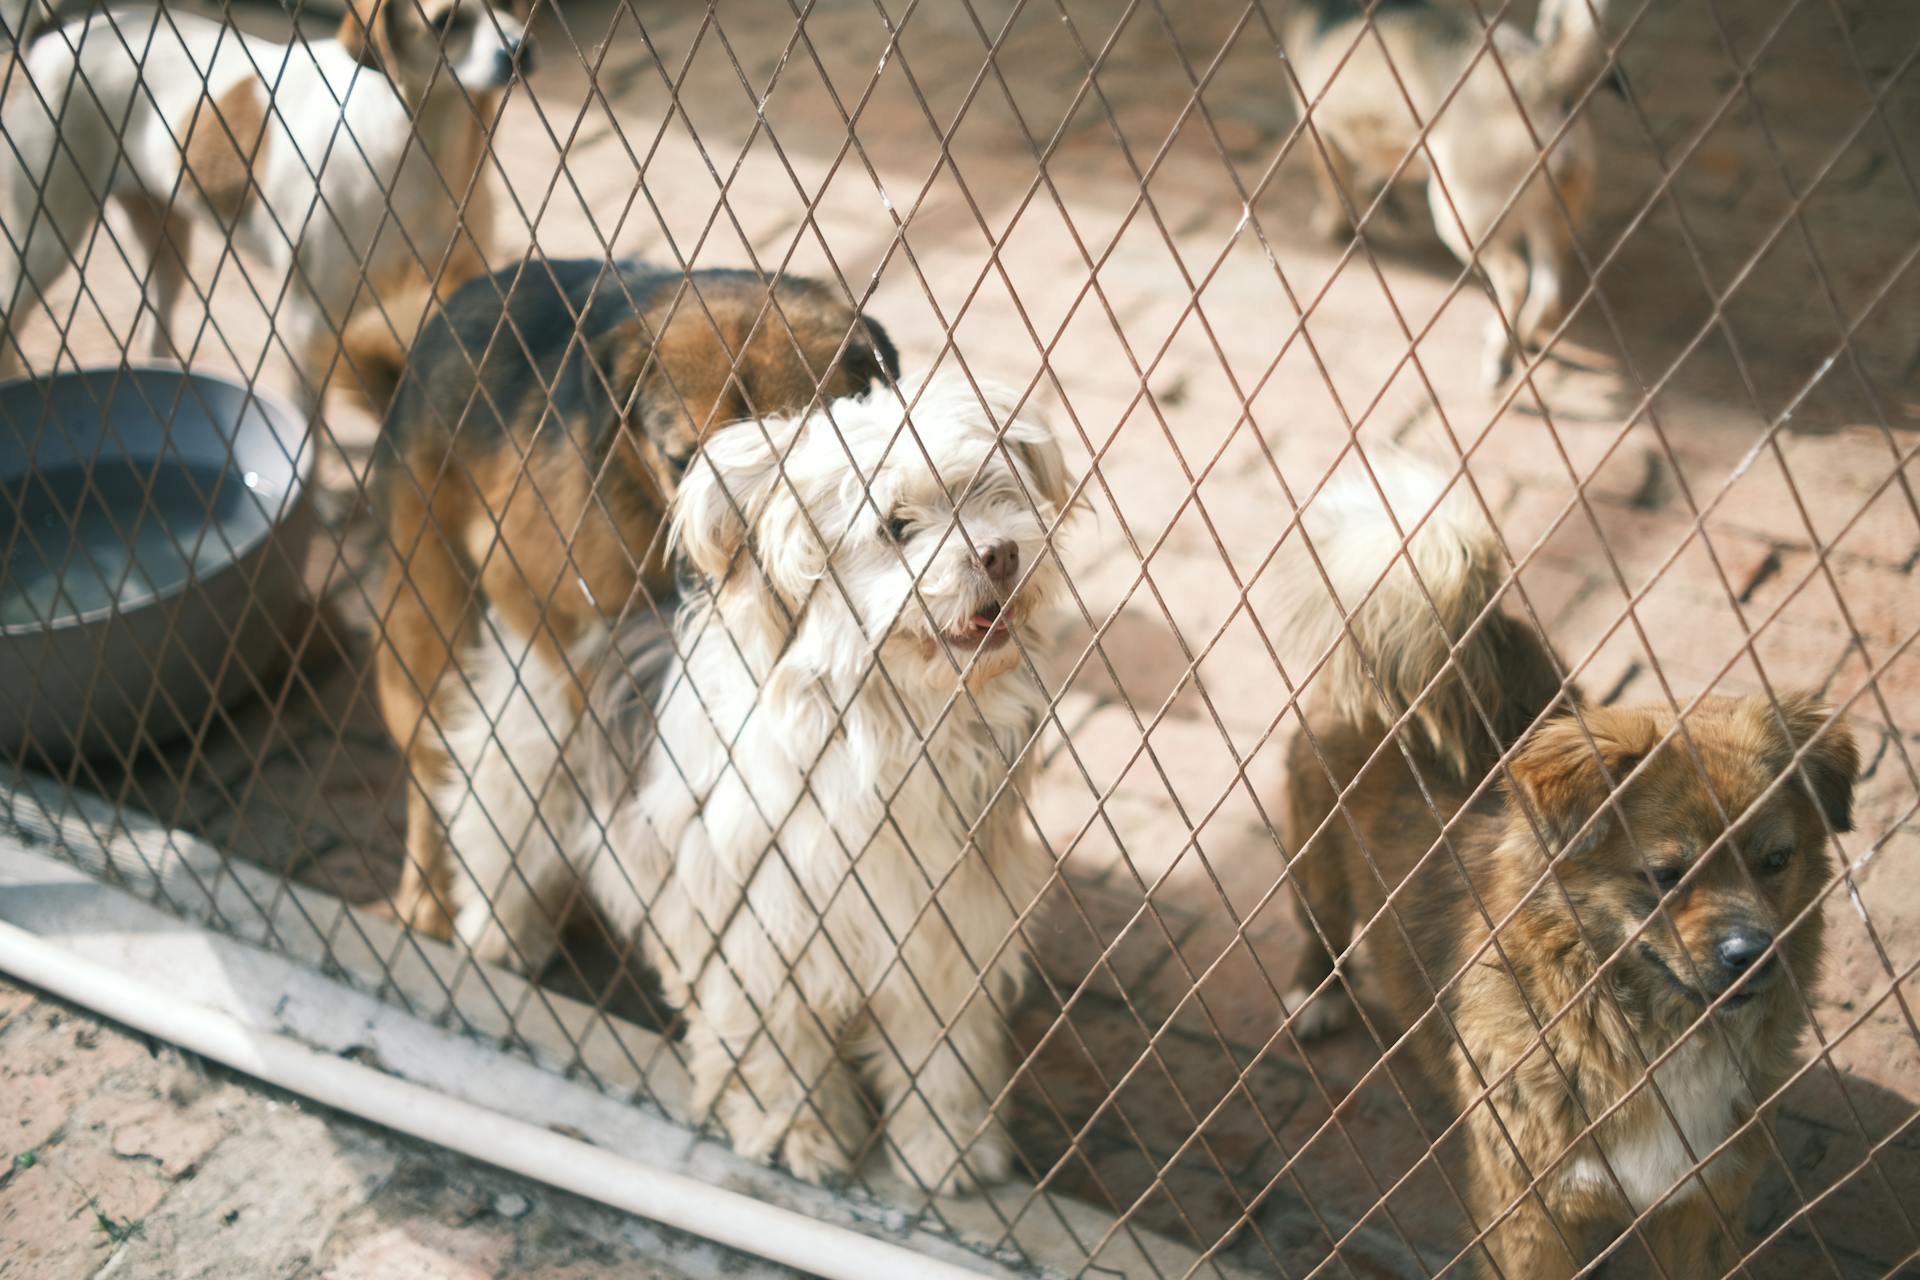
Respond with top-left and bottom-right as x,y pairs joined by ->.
781,1066 -> 870,1185
888,1120 -> 1012,1197
710,1081 -> 785,1166
705,1070 -> 868,1186
1283,983 -> 1352,1042
780,1108 -> 861,1186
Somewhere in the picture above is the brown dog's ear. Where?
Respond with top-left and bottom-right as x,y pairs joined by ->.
1505,707 -> 1658,855
339,0 -> 398,68
574,317 -> 686,523
1762,691 -> 1859,834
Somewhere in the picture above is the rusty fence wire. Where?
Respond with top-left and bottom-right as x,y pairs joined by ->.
1,0 -> 1917,1275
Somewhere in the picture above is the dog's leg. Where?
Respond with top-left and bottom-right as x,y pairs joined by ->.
379,470 -> 480,940
1280,759 -> 1356,1040
1473,1168 -> 1587,1280
858,922 -> 1018,1197
1640,1195 -> 1743,1279
683,911 -> 868,1186
0,136 -> 95,377
396,788 -> 457,939
1517,215 -> 1574,357
116,194 -> 189,362
1518,134 -> 1597,362
1641,1154 -> 1759,1279
1284,878 -> 1355,1040
446,782 -> 575,977
1423,176 -> 1527,388
1477,245 -> 1532,390
439,624 -> 589,976
1307,133 -> 1361,242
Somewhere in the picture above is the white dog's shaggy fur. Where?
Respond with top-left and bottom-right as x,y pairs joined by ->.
431,372 -> 1072,1193
0,0 -> 528,406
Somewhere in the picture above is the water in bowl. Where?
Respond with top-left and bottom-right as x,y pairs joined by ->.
1,458 -> 275,629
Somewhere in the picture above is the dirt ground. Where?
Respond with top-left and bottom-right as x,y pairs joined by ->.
4,0 -> 1918,1275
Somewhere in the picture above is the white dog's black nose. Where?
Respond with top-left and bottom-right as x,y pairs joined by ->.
977,539 -> 1019,585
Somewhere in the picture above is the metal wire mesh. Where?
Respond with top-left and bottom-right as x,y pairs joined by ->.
1,0 -> 1916,1275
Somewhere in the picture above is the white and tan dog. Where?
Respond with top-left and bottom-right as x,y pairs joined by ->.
1287,0 -> 1614,385
0,0 -> 530,407
432,371 -> 1072,1194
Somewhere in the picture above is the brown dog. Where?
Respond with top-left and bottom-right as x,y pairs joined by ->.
1273,461 -> 1857,1277
372,260 -> 897,943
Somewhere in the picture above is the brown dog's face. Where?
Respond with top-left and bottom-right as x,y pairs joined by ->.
1507,693 -> 1857,1023
340,0 -> 533,97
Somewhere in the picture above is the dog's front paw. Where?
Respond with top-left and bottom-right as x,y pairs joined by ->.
393,873 -> 455,940
454,899 -> 556,976
780,1107 -> 862,1186
888,1119 -> 1012,1197
707,1069 -> 868,1186
1283,983 -> 1353,1042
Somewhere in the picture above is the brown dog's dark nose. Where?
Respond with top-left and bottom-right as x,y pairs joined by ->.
1717,927 -> 1772,974
977,539 -> 1019,586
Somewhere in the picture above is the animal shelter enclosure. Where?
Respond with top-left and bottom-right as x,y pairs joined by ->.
2,0 -> 1918,1276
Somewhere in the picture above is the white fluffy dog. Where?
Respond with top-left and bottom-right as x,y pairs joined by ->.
435,371 -> 1072,1193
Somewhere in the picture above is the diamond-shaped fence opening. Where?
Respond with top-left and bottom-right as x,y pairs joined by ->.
1,0 -> 1916,1275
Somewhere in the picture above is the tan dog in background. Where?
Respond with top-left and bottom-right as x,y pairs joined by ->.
372,259 -> 898,951
1,0 -> 530,408
1287,0 -> 1614,385
1272,460 -> 1856,1276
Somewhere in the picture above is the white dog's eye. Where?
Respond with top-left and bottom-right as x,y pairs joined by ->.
885,514 -> 911,543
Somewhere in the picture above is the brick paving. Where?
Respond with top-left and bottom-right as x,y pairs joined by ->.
6,0 -> 1919,1275
0,978 -> 791,1279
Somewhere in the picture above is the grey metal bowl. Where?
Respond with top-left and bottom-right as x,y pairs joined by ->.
0,368 -> 314,763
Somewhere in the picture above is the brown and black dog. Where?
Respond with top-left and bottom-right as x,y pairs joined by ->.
1272,460 -> 1857,1278
372,260 -> 897,940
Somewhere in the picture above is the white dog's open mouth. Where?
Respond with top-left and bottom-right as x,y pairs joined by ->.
947,600 -> 1014,650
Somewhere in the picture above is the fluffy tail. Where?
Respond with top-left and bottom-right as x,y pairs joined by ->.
1268,454 -> 1567,776
1530,0 -> 1612,101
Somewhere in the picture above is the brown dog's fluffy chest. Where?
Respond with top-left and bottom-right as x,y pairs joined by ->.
1446,938 -> 1761,1215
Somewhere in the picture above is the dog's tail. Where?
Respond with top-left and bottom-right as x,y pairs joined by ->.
1267,453 -> 1568,776
1530,0 -> 1612,102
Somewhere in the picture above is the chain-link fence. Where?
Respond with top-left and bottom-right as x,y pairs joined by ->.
2,0 -> 1916,1275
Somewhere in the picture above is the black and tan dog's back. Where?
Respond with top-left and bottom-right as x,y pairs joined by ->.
372,260 -> 897,937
